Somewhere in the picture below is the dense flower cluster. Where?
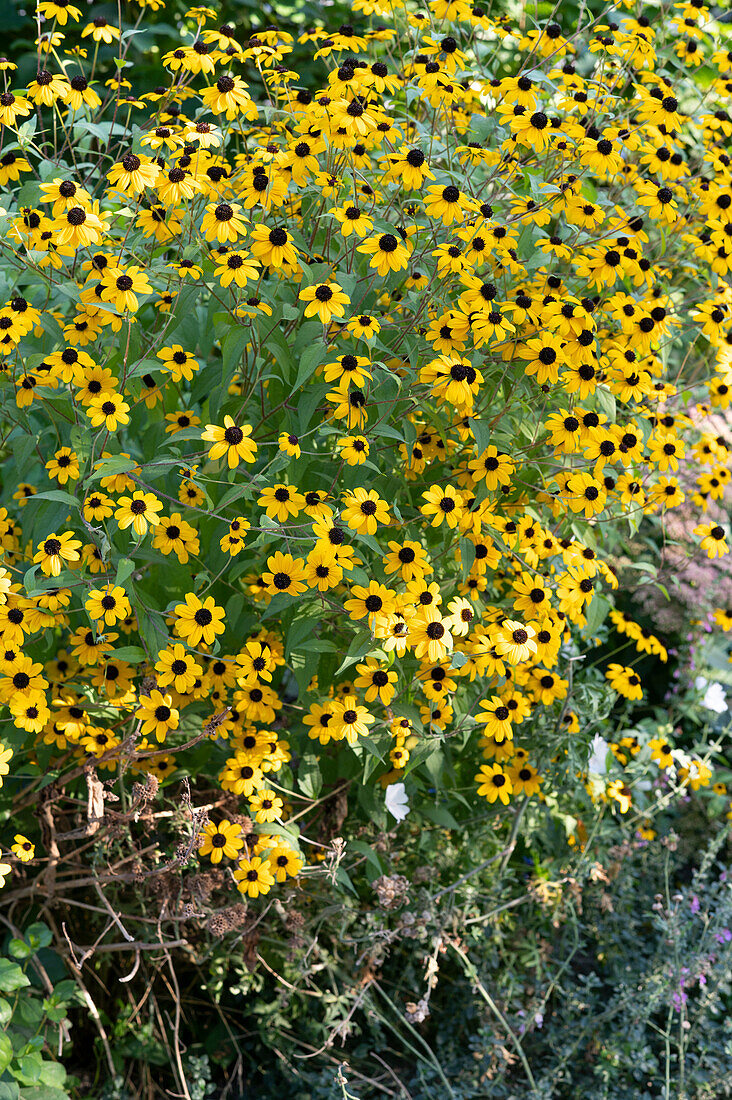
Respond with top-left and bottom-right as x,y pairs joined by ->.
0,0 -> 731,900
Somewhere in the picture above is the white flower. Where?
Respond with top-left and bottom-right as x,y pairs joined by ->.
588,734 -> 610,776
385,781 -> 410,822
696,676 -> 727,714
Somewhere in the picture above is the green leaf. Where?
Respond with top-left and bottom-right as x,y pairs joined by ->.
37,1060 -> 68,1089
297,754 -> 323,799
17,999 -> 43,1029
15,1053 -> 43,1084
0,959 -> 30,993
86,455 -> 136,484
114,558 -> 136,588
285,611 -> 323,659
291,343 -> 324,395
624,561 -> 657,576
221,325 -> 250,381
369,421 -> 404,442
354,531 -> 383,558
0,1033 -> 12,1074
29,490 -> 78,509
420,804 -> 459,829
583,593 -> 611,638
19,1089 -> 69,1100
130,589 -> 167,659
216,480 -> 254,513
10,433 -> 38,483
335,866 -> 359,897
468,417 -> 491,453
460,538 -> 475,582
297,383 -> 327,434
109,646 -> 146,664
594,386 -> 616,422
69,424 -> 90,471
424,748 -> 445,789
348,840 -> 384,873
25,924 -> 51,950
8,940 -> 31,961
334,629 -> 373,676
23,565 -> 40,593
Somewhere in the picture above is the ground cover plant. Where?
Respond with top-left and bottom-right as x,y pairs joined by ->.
0,0 -> 732,1094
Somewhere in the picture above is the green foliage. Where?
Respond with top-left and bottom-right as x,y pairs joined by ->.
0,923 -> 75,1100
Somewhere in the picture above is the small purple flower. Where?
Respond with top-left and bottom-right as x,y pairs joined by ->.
714,928 -> 732,945
690,895 -> 700,915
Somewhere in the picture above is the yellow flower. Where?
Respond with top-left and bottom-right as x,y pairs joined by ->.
214,250 -> 259,288
11,834 -> 35,862
101,266 -> 152,312
174,594 -> 226,647
475,763 -> 512,804
278,431 -> 301,458
136,690 -> 179,742
85,585 -> 132,627
337,435 -> 369,465
0,743 -> 14,788
357,232 -> 410,276
605,663 -> 643,701
421,484 -> 464,528
33,531 -> 82,577
234,856 -> 275,898
249,789 -> 283,823
155,644 -> 202,694
198,820 -> 244,863
299,281 -> 351,324
341,488 -> 390,535
86,392 -> 130,431
494,620 -> 537,665
200,201 -> 248,243
157,345 -> 200,382
410,608 -> 453,662
258,484 -> 307,523
694,523 -> 729,558
268,846 -> 304,882
45,448 -> 80,484
115,492 -> 163,538
201,417 -> 257,468
262,552 -> 308,597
